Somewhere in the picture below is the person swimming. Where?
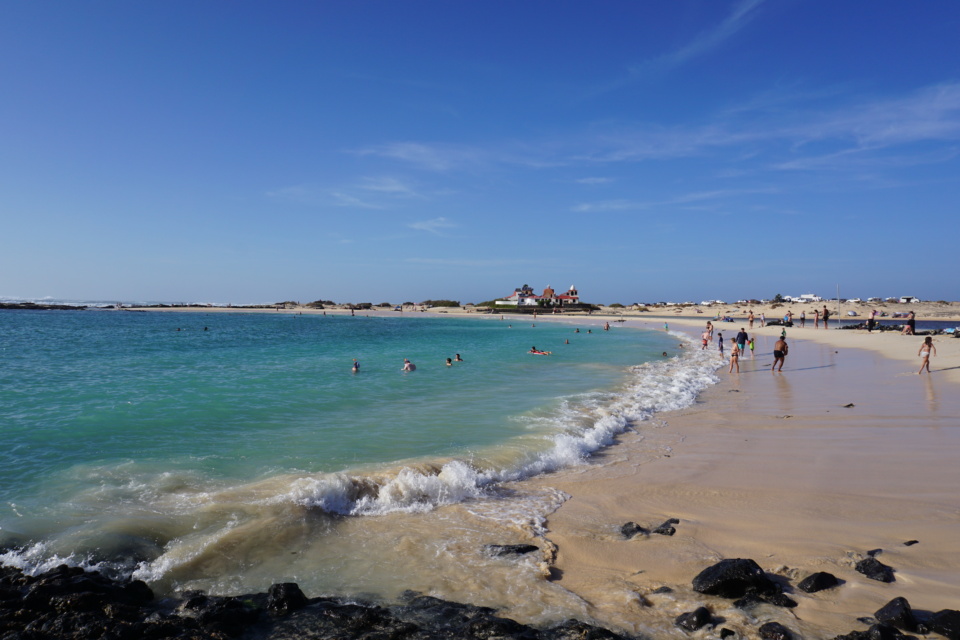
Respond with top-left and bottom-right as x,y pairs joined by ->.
352,359 -> 360,373
446,358 -> 453,366
402,358 -> 416,371
528,346 -> 552,355
454,354 -> 463,361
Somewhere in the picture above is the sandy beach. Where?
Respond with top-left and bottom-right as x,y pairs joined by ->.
123,302 -> 960,638
520,314 -> 960,638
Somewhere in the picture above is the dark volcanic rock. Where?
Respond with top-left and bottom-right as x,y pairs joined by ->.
720,628 -> 736,639
902,540 -> 918,546
692,558 -> 779,598
931,609 -> 960,640
733,591 -> 796,610
620,522 -> 648,539
675,606 -> 711,631
856,557 -> 895,583
485,544 -> 540,557
653,518 -> 680,536
0,565 -> 635,640
797,571 -> 840,593
759,621 -> 793,640
833,623 -> 916,640
267,582 -> 309,614
874,597 -> 917,632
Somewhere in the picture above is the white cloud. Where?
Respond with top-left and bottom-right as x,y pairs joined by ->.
575,177 -> 614,185
638,0 -> 767,74
408,217 -> 456,234
359,176 -> 421,197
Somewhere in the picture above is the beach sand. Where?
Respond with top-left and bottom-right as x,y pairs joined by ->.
124,302 -> 960,637
520,315 -> 960,638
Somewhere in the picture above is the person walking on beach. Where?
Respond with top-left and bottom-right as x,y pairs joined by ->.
822,306 -> 830,329
814,308 -> 819,329
701,329 -> 710,350
772,337 -> 788,372
717,332 -> 724,356
917,336 -> 936,374
759,312 -> 766,327
707,321 -> 714,340
800,311 -> 806,328
748,337 -> 755,358
728,341 -> 740,373
748,310 -> 754,329
735,328 -> 748,355
867,309 -> 877,332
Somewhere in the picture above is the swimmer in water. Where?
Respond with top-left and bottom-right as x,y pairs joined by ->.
446,358 -> 453,366
402,358 -> 416,372
352,359 -> 360,373
454,354 -> 463,361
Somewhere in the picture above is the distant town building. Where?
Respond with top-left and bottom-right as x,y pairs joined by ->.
497,284 -> 580,307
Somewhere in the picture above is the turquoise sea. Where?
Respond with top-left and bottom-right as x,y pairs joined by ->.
0,308 -> 719,622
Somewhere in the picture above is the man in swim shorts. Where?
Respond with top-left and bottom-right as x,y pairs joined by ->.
735,328 -> 748,355
772,337 -> 788,372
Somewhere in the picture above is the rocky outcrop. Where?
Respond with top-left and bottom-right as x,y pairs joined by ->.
691,558 -> 781,599
855,557 -> 895,583
0,564 -> 634,640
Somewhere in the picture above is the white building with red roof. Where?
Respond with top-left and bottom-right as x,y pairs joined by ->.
497,284 -> 580,307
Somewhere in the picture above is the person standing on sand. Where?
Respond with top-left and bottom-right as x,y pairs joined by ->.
917,336 -> 936,374
748,311 -> 754,329
749,337 -> 755,358
822,306 -> 830,329
728,341 -> 740,373
759,312 -> 765,327
814,309 -> 819,329
772,337 -> 788,371
800,311 -> 806,328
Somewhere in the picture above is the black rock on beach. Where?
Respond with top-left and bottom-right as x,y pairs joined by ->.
0,564 -> 635,640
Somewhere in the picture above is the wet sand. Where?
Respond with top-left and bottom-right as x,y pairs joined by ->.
524,317 -> 960,638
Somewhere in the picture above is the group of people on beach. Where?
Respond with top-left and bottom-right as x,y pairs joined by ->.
701,321 -> 788,373
746,306 -> 832,330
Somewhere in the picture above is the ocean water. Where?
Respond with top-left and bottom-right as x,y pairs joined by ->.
0,309 -> 720,625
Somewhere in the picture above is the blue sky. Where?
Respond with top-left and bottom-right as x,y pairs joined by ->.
2,1 -> 959,305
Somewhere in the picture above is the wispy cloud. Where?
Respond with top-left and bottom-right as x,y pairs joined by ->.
638,0 -> 767,74
573,187 -> 777,213
408,217 -> 456,234
355,142 -> 483,171
358,176 -> 422,197
575,177 -> 615,185
329,191 -> 384,209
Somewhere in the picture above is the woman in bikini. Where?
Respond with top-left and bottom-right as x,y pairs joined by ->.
917,337 -> 936,374
728,341 -> 740,373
